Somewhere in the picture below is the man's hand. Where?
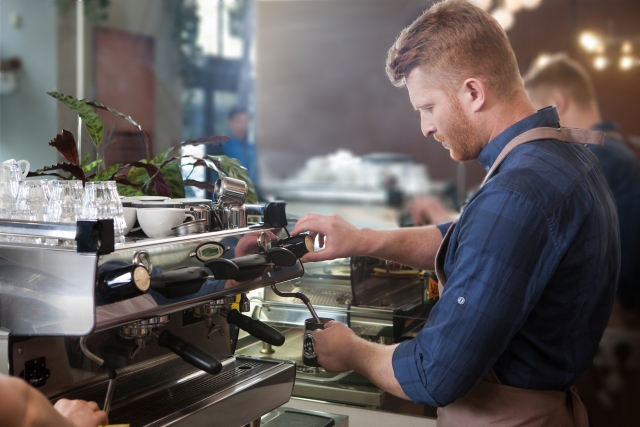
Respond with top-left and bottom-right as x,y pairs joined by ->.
290,214 -> 367,263
313,321 -> 357,372
54,399 -> 108,427
313,321 -> 410,401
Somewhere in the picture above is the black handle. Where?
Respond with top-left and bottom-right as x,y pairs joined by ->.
205,248 -> 297,281
226,309 -> 285,346
150,266 -> 209,298
157,330 -> 222,375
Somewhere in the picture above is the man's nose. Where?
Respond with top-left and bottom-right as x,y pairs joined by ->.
421,121 -> 436,138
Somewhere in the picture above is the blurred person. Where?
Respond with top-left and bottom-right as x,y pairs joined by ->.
524,54 -> 640,315
290,0 -> 619,425
221,107 -> 259,186
406,195 -> 458,225
0,373 -> 108,427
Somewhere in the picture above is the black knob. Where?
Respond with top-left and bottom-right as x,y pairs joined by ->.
157,330 -> 222,375
226,309 -> 285,346
97,264 -> 150,302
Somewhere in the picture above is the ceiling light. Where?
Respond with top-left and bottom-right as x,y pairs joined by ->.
505,0 -> 523,12
593,56 -> 610,71
620,56 -> 636,71
534,54 -> 552,69
621,41 -> 633,55
521,0 -> 542,9
491,8 -> 515,31
579,32 -> 602,53
467,0 -> 493,11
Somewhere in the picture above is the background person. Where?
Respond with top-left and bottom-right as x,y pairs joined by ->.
524,54 -> 640,316
221,107 -> 259,186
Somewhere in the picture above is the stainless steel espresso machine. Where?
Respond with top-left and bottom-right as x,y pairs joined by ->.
0,178 -> 311,427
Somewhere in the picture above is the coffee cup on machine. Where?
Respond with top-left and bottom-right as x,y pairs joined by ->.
302,317 -> 334,367
136,208 -> 195,238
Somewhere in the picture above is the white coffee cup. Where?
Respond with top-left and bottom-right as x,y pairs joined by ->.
2,159 -> 30,179
136,208 -> 195,238
123,207 -> 138,235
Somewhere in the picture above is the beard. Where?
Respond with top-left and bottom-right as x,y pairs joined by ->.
435,97 -> 485,162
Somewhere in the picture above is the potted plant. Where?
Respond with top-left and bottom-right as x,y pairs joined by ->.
29,91 -> 257,203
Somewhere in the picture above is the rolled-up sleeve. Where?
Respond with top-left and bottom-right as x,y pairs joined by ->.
436,221 -> 453,237
392,187 -> 560,406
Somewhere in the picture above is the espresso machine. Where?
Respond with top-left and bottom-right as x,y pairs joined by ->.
0,178 -> 311,427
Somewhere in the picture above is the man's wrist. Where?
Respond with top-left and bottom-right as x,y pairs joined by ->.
359,228 -> 380,257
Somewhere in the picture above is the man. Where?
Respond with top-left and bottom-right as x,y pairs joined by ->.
524,54 -> 640,314
290,0 -> 619,425
221,107 -> 259,185
0,373 -> 108,427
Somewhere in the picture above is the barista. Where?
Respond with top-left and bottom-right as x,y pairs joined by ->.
524,54 -> 640,314
291,0 -> 618,425
0,373 -> 108,427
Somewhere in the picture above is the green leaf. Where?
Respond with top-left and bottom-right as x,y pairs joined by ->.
82,159 -> 103,173
47,92 -> 104,147
90,163 -> 121,182
116,183 -> 146,197
161,162 -> 186,198
80,153 -> 91,167
85,100 -> 142,132
151,147 -> 174,166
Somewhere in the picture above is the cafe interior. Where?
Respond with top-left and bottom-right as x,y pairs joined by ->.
0,0 -> 639,426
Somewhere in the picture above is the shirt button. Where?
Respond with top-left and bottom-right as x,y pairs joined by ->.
457,297 -> 466,305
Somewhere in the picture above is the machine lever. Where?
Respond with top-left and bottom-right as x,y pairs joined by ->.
225,309 -> 285,346
155,330 -> 222,375
205,247 -> 298,281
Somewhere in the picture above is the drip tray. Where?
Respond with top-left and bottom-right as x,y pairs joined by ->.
49,355 -> 295,427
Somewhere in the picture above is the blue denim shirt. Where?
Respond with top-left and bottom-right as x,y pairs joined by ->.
392,107 -> 619,406
589,122 -> 640,309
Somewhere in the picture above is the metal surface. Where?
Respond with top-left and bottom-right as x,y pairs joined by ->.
0,246 -> 97,335
260,406 -> 348,427
270,284 -> 321,323
50,355 -> 295,427
236,329 -> 385,408
0,219 -> 77,239
214,177 -> 248,207
0,328 -> 9,375
1,201 -> 304,427
172,219 -> 207,236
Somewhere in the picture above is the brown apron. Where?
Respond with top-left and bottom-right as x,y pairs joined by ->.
435,127 -> 604,427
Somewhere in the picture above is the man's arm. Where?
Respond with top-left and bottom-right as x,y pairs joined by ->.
0,374 -> 108,427
312,321 -> 409,400
290,213 -> 446,270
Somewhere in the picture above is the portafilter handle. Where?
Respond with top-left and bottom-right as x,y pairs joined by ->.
270,284 -> 322,324
153,329 -> 223,375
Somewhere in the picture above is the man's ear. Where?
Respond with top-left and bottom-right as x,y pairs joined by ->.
551,90 -> 570,115
460,78 -> 486,114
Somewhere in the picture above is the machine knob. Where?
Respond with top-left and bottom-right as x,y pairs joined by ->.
97,264 -> 150,302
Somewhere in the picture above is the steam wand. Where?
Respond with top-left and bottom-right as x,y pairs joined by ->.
269,284 -> 321,324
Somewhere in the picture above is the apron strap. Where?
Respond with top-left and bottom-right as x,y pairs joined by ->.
481,127 -> 605,187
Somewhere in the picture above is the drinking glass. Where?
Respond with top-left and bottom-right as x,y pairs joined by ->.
11,180 -> 51,243
47,180 -> 84,246
82,181 -> 125,244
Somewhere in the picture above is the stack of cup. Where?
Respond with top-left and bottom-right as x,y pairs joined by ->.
47,181 -> 84,245
12,180 -> 51,244
81,181 -> 126,244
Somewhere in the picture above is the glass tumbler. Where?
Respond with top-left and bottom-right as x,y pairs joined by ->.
82,181 -> 125,244
47,180 -> 84,245
12,180 -> 51,243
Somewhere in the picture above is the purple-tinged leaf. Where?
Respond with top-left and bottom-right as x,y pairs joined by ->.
30,163 -> 87,182
49,130 -> 79,164
129,162 -> 170,197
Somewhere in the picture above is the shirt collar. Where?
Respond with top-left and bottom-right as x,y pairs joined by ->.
477,106 -> 560,172
591,121 -> 619,132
